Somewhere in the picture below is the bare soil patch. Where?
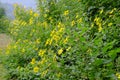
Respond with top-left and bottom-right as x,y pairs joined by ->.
0,34 -> 11,49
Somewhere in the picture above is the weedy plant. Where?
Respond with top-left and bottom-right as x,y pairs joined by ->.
2,0 -> 120,80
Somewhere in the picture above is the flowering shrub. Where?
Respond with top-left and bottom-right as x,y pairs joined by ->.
2,0 -> 120,80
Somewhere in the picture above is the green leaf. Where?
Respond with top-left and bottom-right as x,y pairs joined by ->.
94,58 -> 103,66
108,48 -> 120,60
80,36 -> 86,42
103,40 -> 116,53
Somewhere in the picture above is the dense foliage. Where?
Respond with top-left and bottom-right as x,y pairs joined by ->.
0,6 -> 10,33
1,0 -> 120,80
0,7 -> 5,18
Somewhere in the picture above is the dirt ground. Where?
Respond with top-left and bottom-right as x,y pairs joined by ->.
0,34 -> 11,49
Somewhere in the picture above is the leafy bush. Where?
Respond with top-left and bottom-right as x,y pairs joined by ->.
2,0 -> 120,80
0,7 -> 10,33
0,17 -> 10,33
81,0 -> 120,22
0,7 -> 5,18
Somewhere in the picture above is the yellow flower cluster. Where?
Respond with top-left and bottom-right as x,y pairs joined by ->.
116,72 -> 120,79
63,36 -> 69,44
7,4 -> 73,79
31,58 -> 36,64
45,38 -> 53,46
108,23 -> 113,27
63,10 -> 69,16
58,48 -> 63,55
71,20 -> 76,26
41,69 -> 49,77
33,66 -> 39,73
45,22 -> 65,46
38,57 -> 47,65
94,17 -> 102,32
36,39 -> 40,44
38,49 -> 46,57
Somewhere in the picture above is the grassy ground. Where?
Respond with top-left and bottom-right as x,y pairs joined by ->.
0,33 -> 11,80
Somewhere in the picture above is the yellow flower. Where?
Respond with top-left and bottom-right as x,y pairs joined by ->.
66,47 -> 71,51
41,69 -> 48,77
42,21 -> 48,28
116,73 -> 120,79
45,39 -> 49,46
22,48 -> 25,53
63,10 -> 69,16
53,35 -> 60,42
50,30 -> 55,37
13,45 -> 17,49
57,72 -> 62,78
31,58 -> 36,64
34,13 -> 39,17
118,75 -> 120,79
45,38 -> 52,46
77,18 -> 82,23
39,58 -> 46,64
29,17 -> 33,25
33,66 -> 39,73
21,21 -> 27,26
58,48 -> 63,55
63,37 -> 69,44
71,20 -> 75,26
108,23 -> 113,26
57,22 -> 62,28
38,49 -> 46,56
98,23 -> 102,27
98,26 -> 102,32
6,50 -> 10,54
44,14 -> 47,18
116,73 -> 120,76
16,39 -> 21,44
94,17 -> 100,22
59,27 -> 65,33
36,39 -> 40,44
